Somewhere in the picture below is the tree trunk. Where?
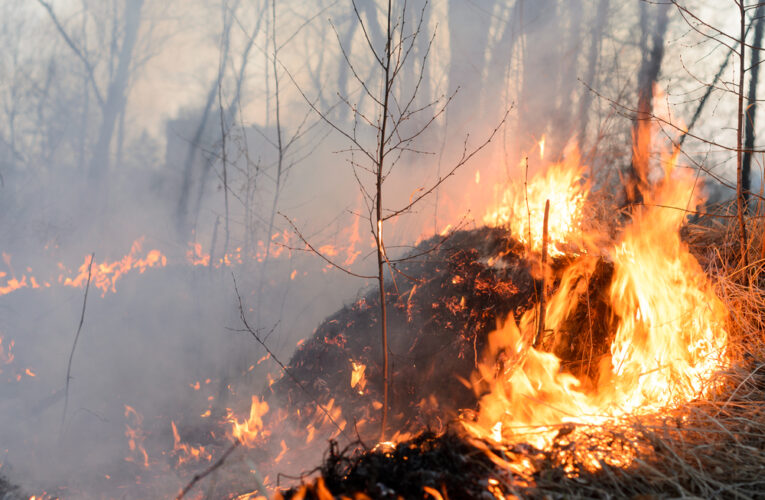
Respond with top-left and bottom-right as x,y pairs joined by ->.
737,3 -> 750,269
482,2 -> 520,123
518,0 -> 560,155
88,0 -> 144,180
447,0 -> 494,130
743,4 -> 765,211
577,0 -> 608,150
627,1 -> 669,205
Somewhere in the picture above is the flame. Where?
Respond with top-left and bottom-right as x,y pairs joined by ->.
350,361 -> 367,394
124,405 -> 150,468
465,137 -> 728,476
2,238 -> 167,298
227,396 -> 270,447
484,149 -> 589,256
538,136 -> 546,160
186,242 -> 210,266
61,238 -> 167,296
170,420 -> 212,466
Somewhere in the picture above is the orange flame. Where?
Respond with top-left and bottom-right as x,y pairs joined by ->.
484,149 -> 589,256
61,238 -> 167,295
465,137 -> 728,476
186,242 -> 210,266
170,420 -> 212,466
227,396 -> 270,447
124,405 -> 150,468
350,361 -> 367,395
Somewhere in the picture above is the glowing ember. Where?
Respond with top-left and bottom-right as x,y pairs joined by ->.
484,149 -> 589,256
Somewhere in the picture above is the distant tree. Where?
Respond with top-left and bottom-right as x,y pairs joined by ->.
36,0 -> 145,181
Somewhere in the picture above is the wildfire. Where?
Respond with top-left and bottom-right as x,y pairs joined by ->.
464,136 -> 729,477
484,148 -> 589,256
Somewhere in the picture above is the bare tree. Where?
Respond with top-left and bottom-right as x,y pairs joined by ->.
285,0 -> 507,440
36,0 -> 145,181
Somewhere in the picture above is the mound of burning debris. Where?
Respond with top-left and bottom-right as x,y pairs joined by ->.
264,227 -> 614,445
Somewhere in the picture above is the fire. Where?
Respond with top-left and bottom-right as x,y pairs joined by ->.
484,149 -> 589,256
1,238 -> 167,297
464,137 -> 728,476
350,360 -> 367,394
124,405 -> 150,468
538,136 -> 545,160
60,238 -> 167,295
186,242 -> 210,266
170,421 -> 212,466
227,396 -> 270,447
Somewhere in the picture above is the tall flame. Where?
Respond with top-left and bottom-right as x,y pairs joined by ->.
466,141 -> 728,474
484,149 -> 589,256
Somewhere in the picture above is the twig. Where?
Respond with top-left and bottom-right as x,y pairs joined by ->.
62,252 -> 95,429
175,440 -> 240,500
533,201 -> 550,349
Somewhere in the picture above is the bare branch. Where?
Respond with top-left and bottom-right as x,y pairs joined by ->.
383,107 -> 512,221
281,213 -> 376,279
36,0 -> 105,107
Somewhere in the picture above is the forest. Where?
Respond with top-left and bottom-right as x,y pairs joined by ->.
1,0 -> 764,498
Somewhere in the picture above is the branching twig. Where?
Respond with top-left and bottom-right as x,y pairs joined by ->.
175,440 -> 240,500
62,252 -> 95,429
